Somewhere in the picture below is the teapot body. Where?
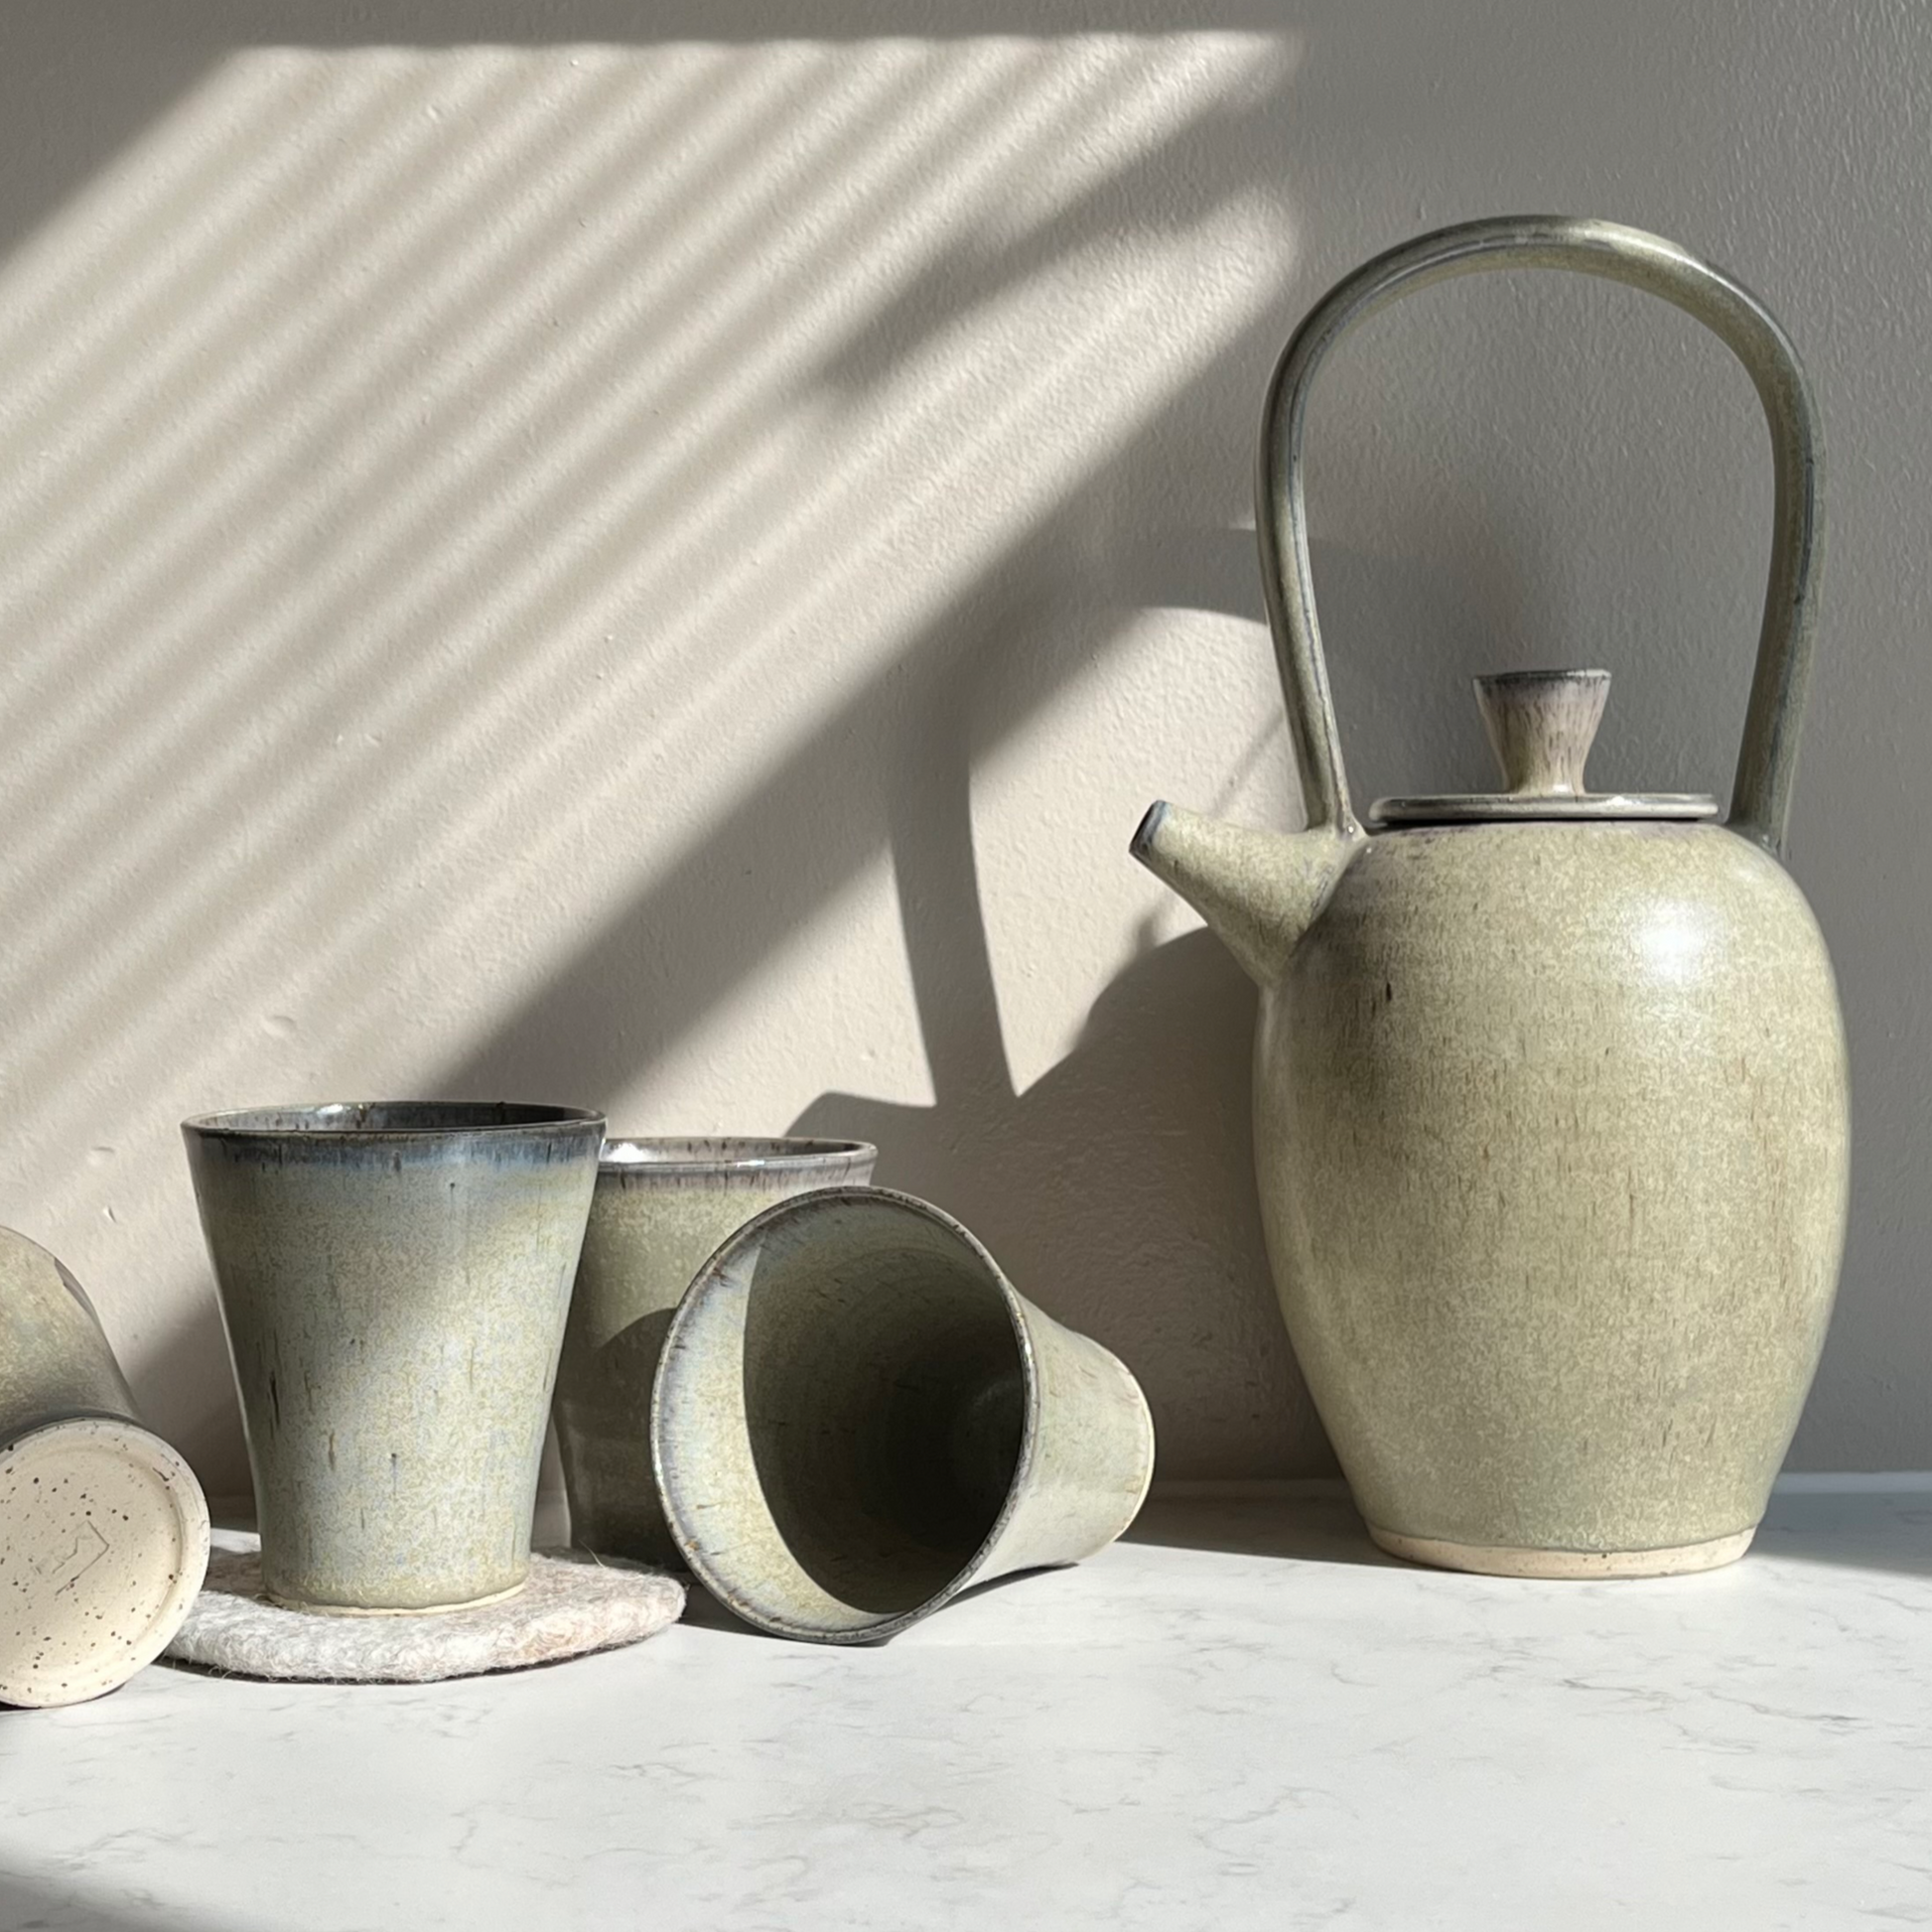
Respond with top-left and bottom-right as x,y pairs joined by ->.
1255,820 -> 1849,1573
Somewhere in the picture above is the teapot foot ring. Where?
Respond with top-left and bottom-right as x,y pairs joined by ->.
1368,1524 -> 1754,1580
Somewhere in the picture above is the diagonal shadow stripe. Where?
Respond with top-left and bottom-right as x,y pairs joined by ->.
434,302 -> 1292,1109
0,4 -> 1295,260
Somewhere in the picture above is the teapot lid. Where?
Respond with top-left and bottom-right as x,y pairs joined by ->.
1369,669 -> 1719,827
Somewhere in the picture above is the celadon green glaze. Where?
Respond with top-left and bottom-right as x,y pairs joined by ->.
553,1138 -> 876,1566
1260,820 -> 1845,1565
651,1187 -> 1156,1642
1134,217 -> 1851,1577
183,1103 -> 604,1613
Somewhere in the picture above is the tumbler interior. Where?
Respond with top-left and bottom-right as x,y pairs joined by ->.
599,1137 -> 874,1173
653,1191 -> 1033,1639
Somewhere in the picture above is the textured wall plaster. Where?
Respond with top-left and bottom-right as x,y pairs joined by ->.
0,3 -> 1923,1494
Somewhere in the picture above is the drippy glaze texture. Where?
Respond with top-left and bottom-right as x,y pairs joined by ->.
183,1104 -> 603,1612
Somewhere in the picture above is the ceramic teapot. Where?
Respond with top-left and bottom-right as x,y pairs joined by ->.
1134,216 -> 1849,1578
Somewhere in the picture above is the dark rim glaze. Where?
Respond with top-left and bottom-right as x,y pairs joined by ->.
1478,666 -> 1611,687
598,1137 -> 876,1176
182,1102 -> 604,1139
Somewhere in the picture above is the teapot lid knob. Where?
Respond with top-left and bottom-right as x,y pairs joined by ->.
1369,665 -> 1718,826
1474,668 -> 1609,798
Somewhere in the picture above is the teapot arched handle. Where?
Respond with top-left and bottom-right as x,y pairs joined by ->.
1258,214 -> 1822,858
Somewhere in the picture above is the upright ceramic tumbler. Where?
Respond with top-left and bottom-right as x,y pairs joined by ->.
0,1227 -> 209,1707
183,1103 -> 604,1613
652,1187 -> 1156,1642
554,1137 -> 876,1565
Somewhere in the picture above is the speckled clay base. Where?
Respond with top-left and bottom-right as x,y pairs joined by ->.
0,1416 -> 211,1708
166,1536 -> 683,1682
1369,1525 -> 1756,1579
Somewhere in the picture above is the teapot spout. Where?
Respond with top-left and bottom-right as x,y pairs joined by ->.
1130,801 -> 1362,988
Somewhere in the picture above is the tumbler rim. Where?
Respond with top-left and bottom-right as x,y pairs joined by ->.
598,1136 -> 876,1175
650,1184 -> 1041,1644
182,1100 -> 604,1139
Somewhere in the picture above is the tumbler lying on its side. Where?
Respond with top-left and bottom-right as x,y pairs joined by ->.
652,1186 -> 1156,1642
0,1228 -> 210,1707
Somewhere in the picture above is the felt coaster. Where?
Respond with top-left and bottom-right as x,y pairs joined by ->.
164,1534 -> 683,1683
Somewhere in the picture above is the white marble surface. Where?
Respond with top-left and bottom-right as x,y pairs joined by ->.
3,1488 -> 1930,1930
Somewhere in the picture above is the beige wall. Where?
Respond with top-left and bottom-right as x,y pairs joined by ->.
0,3 -> 1923,1496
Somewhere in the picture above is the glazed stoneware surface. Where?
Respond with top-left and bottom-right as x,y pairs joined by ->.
1134,216 -> 1850,1576
651,1186 -> 1156,1642
0,1226 -> 210,1707
554,1138 -> 875,1567
1257,820 -> 1848,1565
182,1103 -> 603,1614
0,1227 -> 140,1437
1476,669 -> 1609,796
1378,670 -> 1720,826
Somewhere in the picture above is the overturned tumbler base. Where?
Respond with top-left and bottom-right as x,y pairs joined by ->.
0,1416 -> 211,1708
1369,1524 -> 1756,1579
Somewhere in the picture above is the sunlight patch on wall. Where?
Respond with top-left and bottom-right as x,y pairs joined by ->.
976,605 -> 1295,1099
0,34 -> 1302,1459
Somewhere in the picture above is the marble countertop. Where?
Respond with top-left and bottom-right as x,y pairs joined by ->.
3,1486 -> 1929,1930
